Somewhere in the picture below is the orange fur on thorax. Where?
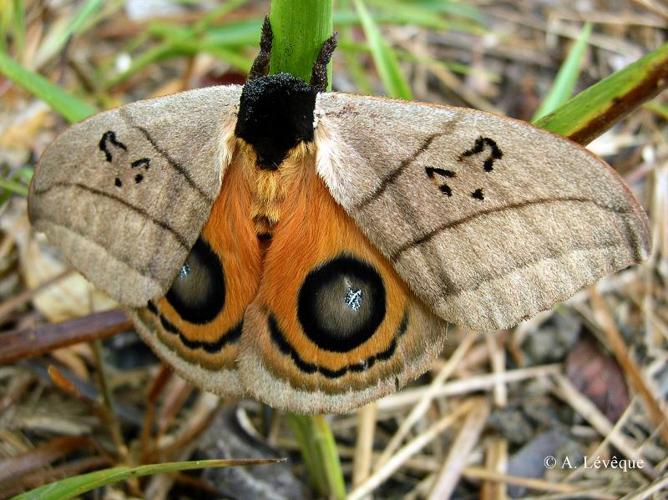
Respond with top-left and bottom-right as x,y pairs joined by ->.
236,139 -> 314,238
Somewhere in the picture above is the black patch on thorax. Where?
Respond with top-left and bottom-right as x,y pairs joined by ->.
235,73 -> 317,170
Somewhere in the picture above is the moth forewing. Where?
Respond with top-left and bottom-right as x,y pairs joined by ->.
314,92 -> 650,331
28,86 -> 242,306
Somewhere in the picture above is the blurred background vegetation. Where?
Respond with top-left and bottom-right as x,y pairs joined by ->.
0,0 -> 666,498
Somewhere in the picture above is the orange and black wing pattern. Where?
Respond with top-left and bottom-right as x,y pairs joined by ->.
237,147 -> 448,414
133,149 -> 262,396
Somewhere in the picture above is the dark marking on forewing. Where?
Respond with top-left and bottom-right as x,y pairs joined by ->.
131,158 -> 151,169
268,311 -> 408,380
33,182 -> 189,249
117,110 -> 214,204
355,132 -> 445,209
426,167 -> 456,197
99,131 -> 127,162
471,188 -> 484,200
147,301 -> 242,353
459,136 -> 503,172
425,167 -> 455,179
390,197 -> 636,262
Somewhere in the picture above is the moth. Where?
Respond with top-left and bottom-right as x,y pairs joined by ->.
28,19 -> 649,414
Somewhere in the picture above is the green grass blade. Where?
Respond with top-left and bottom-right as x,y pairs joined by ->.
192,18 -> 265,47
0,51 -> 96,122
312,415 -> 346,500
104,42 -> 184,90
366,0 -> 449,30
11,0 -> 25,57
34,0 -> 104,67
353,0 -> 412,99
193,0 -> 250,33
400,0 -> 483,21
286,415 -> 328,495
286,414 -> 346,500
0,177 -> 29,196
13,458 -> 283,500
535,42 -> 668,143
532,23 -> 592,121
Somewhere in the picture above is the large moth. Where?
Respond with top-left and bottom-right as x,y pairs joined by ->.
28,20 -> 649,414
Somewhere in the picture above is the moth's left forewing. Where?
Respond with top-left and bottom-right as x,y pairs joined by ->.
29,86 -> 242,306
314,92 -> 650,331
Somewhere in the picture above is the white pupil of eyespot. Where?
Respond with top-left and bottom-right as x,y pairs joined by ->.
179,264 -> 191,280
345,288 -> 363,311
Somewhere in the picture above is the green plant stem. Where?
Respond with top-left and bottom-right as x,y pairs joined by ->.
286,414 -> 346,499
267,2 -> 344,498
535,41 -> 668,144
269,0 -> 333,85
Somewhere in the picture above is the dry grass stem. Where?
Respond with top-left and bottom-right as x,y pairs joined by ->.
352,402 -> 377,489
589,289 -> 668,445
377,364 -> 561,412
553,374 -> 657,478
375,333 -> 477,469
348,400 -> 476,500
428,398 -> 491,499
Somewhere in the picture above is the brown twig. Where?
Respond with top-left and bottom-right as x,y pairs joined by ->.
0,436 -> 94,487
0,309 -> 132,364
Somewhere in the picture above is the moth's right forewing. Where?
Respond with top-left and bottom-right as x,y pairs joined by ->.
29,85 -> 242,306
315,93 -> 650,331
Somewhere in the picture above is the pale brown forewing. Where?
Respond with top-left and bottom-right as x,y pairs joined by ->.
315,92 -> 649,331
29,85 -> 242,306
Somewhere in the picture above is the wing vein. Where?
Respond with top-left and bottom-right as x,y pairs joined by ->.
442,240 -> 624,298
390,197 -> 635,262
33,182 -> 190,249
31,218 -> 159,279
118,109 -> 215,204
354,131 -> 444,209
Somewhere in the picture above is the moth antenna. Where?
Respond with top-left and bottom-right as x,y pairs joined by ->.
249,16 -> 273,80
310,32 -> 338,92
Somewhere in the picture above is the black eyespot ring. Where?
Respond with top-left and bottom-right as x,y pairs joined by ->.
297,255 -> 386,352
165,237 -> 225,324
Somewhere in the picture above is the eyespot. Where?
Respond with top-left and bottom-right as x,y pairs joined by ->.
297,255 -> 386,352
165,237 -> 225,324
